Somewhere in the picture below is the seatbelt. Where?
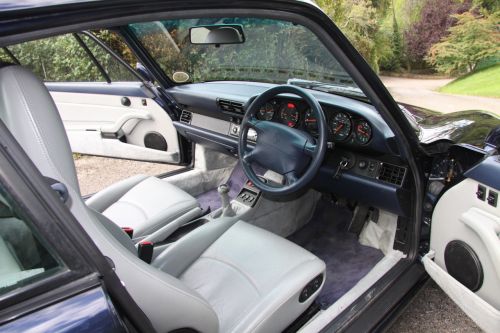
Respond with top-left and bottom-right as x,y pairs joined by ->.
138,241 -> 154,264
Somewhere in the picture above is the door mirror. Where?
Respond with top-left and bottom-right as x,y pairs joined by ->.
484,125 -> 500,151
190,25 -> 245,45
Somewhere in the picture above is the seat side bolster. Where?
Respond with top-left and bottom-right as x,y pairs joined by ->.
86,174 -> 149,212
233,259 -> 326,333
152,217 -> 240,277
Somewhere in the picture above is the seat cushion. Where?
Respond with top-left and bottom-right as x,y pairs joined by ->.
102,177 -> 199,238
179,221 -> 326,333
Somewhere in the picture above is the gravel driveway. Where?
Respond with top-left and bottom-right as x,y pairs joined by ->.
73,76 -> 493,332
381,76 -> 500,116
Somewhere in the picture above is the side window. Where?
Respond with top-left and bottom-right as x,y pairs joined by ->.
0,191 -> 65,295
6,33 -> 138,82
79,32 -> 139,82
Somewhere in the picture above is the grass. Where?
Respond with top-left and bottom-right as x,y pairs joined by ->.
439,64 -> 500,98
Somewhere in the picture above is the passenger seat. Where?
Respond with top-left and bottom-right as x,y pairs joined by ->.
86,174 -> 202,241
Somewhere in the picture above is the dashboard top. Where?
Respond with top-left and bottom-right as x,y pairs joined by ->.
168,81 -> 398,155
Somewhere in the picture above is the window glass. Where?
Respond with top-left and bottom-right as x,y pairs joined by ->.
129,18 -> 359,90
79,32 -> 138,82
0,48 -> 14,63
7,33 -> 138,82
0,190 -> 64,295
8,34 -> 105,82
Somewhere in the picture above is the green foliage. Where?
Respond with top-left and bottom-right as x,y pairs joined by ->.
317,0 -> 381,72
5,33 -> 137,82
426,9 -> 500,74
439,64 -> 500,97
8,35 -> 103,81
130,18 -> 354,84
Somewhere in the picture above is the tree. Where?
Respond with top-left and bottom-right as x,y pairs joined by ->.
317,0 -> 381,72
405,0 -> 471,64
426,9 -> 499,74
391,4 -> 403,69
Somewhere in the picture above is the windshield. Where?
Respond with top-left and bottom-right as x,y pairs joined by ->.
129,17 -> 361,92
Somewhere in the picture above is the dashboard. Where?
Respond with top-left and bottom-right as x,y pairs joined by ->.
170,81 -> 411,217
255,98 -> 373,146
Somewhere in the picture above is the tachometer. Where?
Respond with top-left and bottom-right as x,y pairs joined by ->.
304,109 -> 318,133
330,112 -> 351,141
354,120 -> 372,144
257,102 -> 275,121
279,102 -> 299,128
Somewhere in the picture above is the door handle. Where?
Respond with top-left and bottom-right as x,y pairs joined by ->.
101,112 -> 151,136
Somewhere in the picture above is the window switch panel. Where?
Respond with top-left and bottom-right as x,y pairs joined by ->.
487,190 -> 498,207
476,185 -> 487,201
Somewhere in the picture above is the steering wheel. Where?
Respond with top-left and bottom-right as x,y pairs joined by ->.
238,85 -> 327,196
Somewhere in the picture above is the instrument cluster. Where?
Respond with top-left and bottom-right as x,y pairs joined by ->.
256,98 -> 373,145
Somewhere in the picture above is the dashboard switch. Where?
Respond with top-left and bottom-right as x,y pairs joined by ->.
476,185 -> 486,201
487,190 -> 498,207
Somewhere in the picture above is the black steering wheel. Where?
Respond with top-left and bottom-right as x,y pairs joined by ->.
238,85 -> 327,196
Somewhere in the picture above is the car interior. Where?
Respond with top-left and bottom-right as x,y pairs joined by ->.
0,9 -> 498,333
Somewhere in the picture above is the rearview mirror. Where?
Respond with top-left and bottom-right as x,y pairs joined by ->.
190,25 -> 245,45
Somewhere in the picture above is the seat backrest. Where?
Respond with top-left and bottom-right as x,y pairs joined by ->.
0,65 -> 218,333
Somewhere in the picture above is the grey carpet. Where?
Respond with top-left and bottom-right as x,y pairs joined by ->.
288,198 -> 384,308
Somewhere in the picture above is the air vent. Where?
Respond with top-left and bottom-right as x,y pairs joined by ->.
217,99 -> 244,114
180,110 -> 192,124
378,163 -> 406,186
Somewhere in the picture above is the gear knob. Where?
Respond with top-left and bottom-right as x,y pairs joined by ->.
218,184 -> 229,195
218,184 -> 235,217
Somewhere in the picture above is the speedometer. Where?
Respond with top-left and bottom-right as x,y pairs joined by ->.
330,112 -> 351,141
279,102 -> 299,128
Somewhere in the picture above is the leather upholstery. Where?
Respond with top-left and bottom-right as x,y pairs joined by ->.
178,221 -> 325,333
87,175 -> 201,239
0,65 -> 327,333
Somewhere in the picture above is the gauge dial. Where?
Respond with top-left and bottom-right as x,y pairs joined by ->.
279,102 -> 300,128
257,102 -> 275,121
330,112 -> 352,141
304,109 -> 318,133
354,120 -> 372,144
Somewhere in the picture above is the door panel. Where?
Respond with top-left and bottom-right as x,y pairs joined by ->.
426,176 -> 500,332
48,82 -> 180,164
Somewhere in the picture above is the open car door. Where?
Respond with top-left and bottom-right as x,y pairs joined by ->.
6,31 -> 181,164
423,151 -> 500,333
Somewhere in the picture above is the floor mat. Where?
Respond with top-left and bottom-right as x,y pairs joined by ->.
288,199 -> 384,308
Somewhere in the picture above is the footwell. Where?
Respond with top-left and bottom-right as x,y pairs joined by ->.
288,199 -> 384,308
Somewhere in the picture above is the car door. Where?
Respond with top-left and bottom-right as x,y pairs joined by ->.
422,151 -> 500,333
5,32 -> 181,164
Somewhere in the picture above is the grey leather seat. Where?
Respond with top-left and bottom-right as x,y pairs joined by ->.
0,65 -> 326,333
86,174 -> 202,241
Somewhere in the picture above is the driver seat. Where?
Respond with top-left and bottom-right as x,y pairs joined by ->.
0,65 -> 326,332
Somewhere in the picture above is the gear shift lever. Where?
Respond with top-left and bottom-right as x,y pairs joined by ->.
218,184 -> 235,217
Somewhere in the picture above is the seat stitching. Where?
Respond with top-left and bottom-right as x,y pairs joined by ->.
196,256 -> 262,297
9,69 -> 74,191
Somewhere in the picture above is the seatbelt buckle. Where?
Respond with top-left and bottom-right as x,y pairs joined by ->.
138,241 -> 154,264
121,227 -> 134,239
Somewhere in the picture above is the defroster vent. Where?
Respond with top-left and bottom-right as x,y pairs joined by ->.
378,163 -> 406,186
217,99 -> 244,115
180,110 -> 192,124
